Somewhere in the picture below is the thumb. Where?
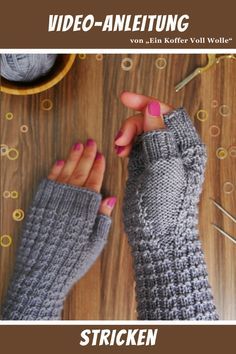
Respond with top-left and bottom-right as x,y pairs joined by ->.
144,100 -> 166,132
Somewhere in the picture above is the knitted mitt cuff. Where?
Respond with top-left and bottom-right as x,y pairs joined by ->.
139,130 -> 179,163
33,179 -> 102,218
164,107 -> 202,149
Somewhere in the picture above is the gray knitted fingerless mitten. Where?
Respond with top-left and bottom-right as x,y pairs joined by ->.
2,179 -> 111,320
123,108 -> 219,320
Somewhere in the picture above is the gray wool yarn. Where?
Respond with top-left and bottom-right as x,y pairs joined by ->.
0,54 -> 58,82
2,179 -> 112,320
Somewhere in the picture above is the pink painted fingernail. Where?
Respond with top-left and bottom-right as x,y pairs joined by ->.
73,142 -> 81,151
115,130 -> 123,141
107,197 -> 117,208
115,145 -> 125,155
86,139 -> 95,147
148,101 -> 161,116
95,152 -> 103,160
56,160 -> 64,166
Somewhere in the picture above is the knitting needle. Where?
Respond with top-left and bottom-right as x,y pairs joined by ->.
210,198 -> 236,224
212,224 -> 236,245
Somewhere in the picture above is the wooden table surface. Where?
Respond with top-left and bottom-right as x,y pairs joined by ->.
0,54 -> 235,320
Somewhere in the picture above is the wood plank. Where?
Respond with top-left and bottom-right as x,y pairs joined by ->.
1,54 -> 235,319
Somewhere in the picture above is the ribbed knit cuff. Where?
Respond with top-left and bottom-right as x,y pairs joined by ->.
139,130 -> 179,164
164,108 -> 201,149
33,179 -> 101,218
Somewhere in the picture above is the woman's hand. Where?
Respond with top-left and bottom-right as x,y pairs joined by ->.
48,139 -> 116,216
114,91 -> 173,156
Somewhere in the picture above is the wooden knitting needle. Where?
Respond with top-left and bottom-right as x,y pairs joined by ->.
212,224 -> 236,245
210,198 -> 236,224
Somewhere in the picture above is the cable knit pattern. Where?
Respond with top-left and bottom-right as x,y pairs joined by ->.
2,179 -> 111,320
123,108 -> 219,320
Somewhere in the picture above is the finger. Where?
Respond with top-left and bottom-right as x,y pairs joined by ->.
69,139 -> 97,187
114,143 -> 133,157
57,142 -> 84,183
48,160 -> 65,180
84,152 -> 105,193
143,101 -> 166,132
114,114 -> 143,146
98,197 -> 117,217
120,91 -> 173,114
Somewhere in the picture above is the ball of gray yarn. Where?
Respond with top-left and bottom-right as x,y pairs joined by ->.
0,54 -> 58,82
